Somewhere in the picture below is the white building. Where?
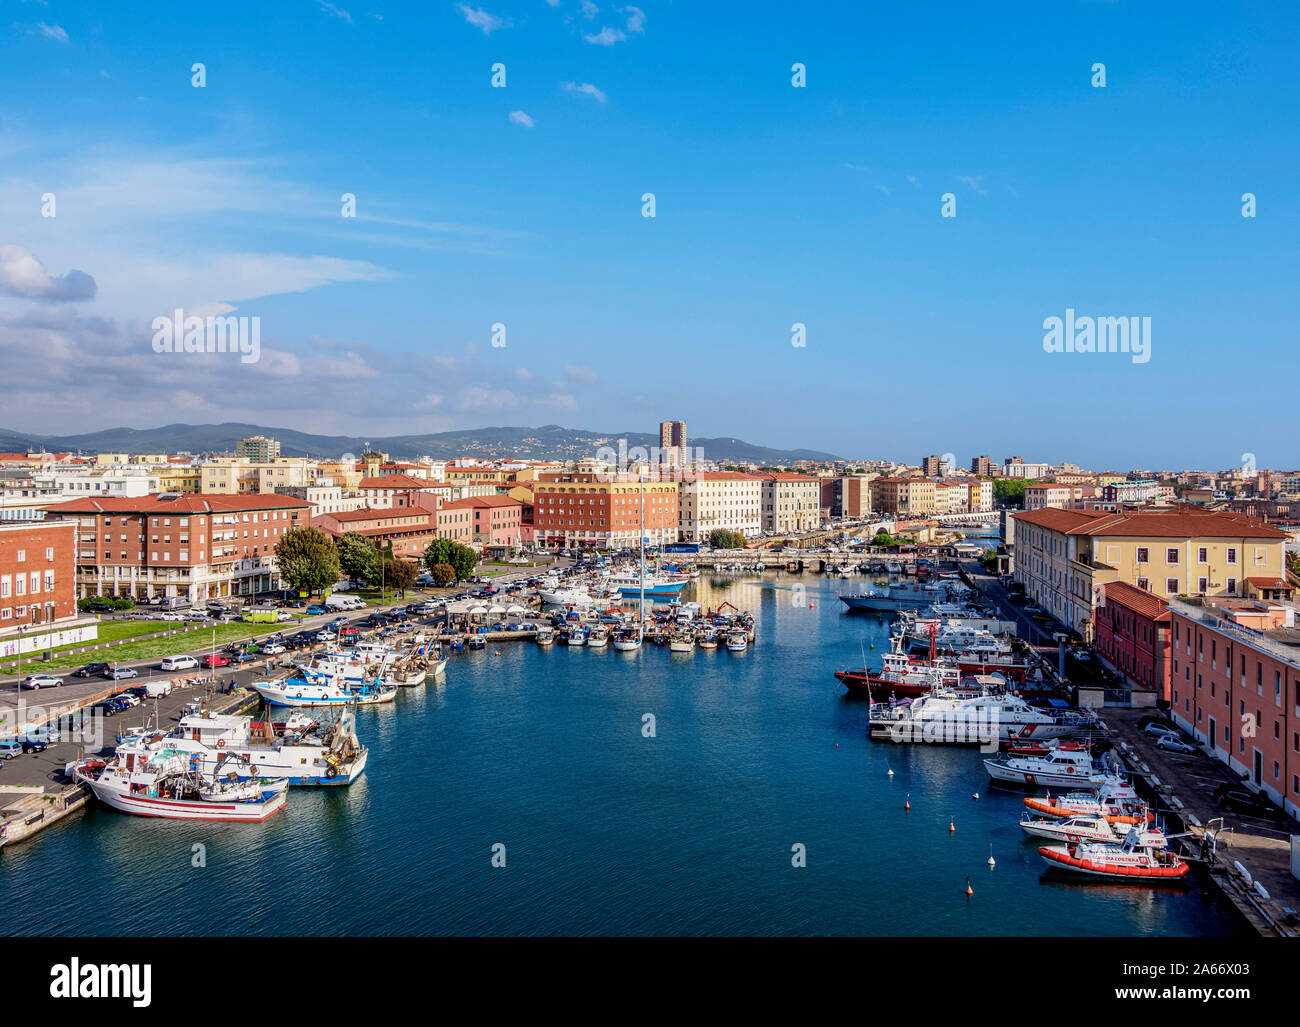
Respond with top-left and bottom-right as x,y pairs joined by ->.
678,472 -> 763,541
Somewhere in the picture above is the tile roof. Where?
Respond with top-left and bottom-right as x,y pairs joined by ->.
45,493 -> 312,514
1015,506 -> 1287,539
1098,580 -> 1170,621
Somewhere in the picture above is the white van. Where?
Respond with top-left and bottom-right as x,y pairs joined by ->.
326,594 -> 365,611
144,680 -> 174,698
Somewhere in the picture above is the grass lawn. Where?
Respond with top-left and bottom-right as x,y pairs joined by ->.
6,621 -> 285,673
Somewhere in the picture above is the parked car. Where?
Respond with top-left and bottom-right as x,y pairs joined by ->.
1156,735 -> 1197,755
1143,721 -> 1180,740
305,605 -> 326,615
1214,784 -> 1275,816
114,693 -> 141,708
89,701 -> 118,718
72,662 -> 110,678
21,738 -> 48,754
160,655 -> 199,671
106,696 -> 133,712
0,741 -> 23,759
159,611 -> 187,622
104,666 -> 139,680
21,674 -> 63,690
261,643 -> 286,655
201,653 -> 232,668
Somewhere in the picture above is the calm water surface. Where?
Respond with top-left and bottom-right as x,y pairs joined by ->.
2,573 -> 1247,936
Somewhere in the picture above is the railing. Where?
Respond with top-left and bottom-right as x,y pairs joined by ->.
1168,598 -> 1300,669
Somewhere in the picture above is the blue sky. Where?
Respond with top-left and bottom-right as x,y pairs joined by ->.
0,0 -> 1296,468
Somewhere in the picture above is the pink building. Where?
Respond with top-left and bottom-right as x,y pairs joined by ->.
440,495 -> 523,547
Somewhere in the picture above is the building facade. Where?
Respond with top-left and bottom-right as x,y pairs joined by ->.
678,472 -> 763,541
762,473 -> 820,533
534,473 -> 679,548
0,520 -> 78,637
1092,581 -> 1172,700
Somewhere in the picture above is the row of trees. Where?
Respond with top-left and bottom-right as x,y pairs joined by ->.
274,527 -> 485,598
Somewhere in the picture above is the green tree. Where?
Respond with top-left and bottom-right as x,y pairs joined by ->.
385,556 -> 418,597
871,530 -> 895,547
431,562 -> 457,586
276,526 -> 342,595
423,539 -> 477,581
992,478 -> 1028,508
708,528 -> 746,550
336,531 -> 380,584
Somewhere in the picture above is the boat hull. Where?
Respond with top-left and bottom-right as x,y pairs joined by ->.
1038,845 -> 1188,880
79,776 -> 287,821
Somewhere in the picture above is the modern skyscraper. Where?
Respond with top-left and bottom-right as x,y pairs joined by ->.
659,421 -> 687,464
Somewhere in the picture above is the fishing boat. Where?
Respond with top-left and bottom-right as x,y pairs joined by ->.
1021,782 -> 1151,825
725,631 -> 748,652
1020,810 -> 1166,848
836,648 -> 963,698
73,745 -> 288,821
1038,831 -> 1190,881
697,631 -> 718,650
606,570 -> 688,597
613,628 -> 642,651
253,674 -> 356,708
586,625 -> 609,648
536,628 -> 555,647
467,635 -> 486,651
172,709 -> 368,785
669,632 -> 695,653
567,626 -> 587,646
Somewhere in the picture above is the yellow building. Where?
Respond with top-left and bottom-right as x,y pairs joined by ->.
157,467 -> 201,493
1013,506 -> 1289,641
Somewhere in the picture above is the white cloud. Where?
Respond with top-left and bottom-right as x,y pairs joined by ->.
316,1 -> 354,23
584,26 -> 625,45
561,81 -> 606,103
36,22 -> 68,43
580,0 -> 598,17
564,364 -> 599,383
0,245 -> 96,301
508,110 -> 535,128
622,5 -> 645,32
458,4 -> 510,34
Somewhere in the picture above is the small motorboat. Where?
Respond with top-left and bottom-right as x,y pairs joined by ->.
725,631 -> 748,653
586,625 -> 609,648
669,633 -> 695,653
613,628 -> 642,652
1022,782 -> 1150,825
536,629 -> 555,647
1020,810 -> 1166,847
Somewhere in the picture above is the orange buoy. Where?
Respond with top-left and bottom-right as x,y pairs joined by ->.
905,794 -> 911,811
949,819 -> 955,833
965,876 -> 973,897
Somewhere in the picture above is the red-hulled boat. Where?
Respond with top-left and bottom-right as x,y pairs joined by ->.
1039,831 -> 1189,881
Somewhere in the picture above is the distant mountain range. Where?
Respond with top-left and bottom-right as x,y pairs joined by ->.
0,422 -> 842,465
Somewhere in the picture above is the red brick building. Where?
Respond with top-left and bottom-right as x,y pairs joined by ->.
1092,581 -> 1172,700
1168,597 -> 1300,817
533,473 -> 679,548
0,520 -> 78,636
45,494 -> 312,602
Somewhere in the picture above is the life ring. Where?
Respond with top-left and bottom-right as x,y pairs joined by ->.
216,739 -> 226,749
1066,766 -> 1074,774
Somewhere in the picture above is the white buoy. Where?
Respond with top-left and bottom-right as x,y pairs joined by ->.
887,768 -> 894,778
987,844 -> 996,868
972,792 -> 979,801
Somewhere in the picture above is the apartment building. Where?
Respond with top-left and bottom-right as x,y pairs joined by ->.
358,475 -> 448,509
970,455 -> 995,477
236,435 -> 280,462
274,484 -> 366,517
678,472 -> 763,541
440,495 -> 524,547
1013,506 -> 1290,642
200,457 -> 316,495
311,508 -> 438,560
1024,483 -> 1085,511
534,473 -> 679,548
762,473 -> 820,533
45,493 -> 313,602
820,473 -> 874,520
1002,458 -> 1053,479
1167,597 -> 1300,818
1092,581 -> 1172,700
0,520 -> 78,640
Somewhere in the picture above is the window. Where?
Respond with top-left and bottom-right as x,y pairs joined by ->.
1197,577 -> 1207,593
1226,547 -> 1237,565
1136,547 -> 1149,563
1166,578 -> 1179,594
1197,547 -> 1208,563
1166,548 -> 1179,563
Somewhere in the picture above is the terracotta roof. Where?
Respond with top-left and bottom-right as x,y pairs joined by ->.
764,472 -> 819,482
358,475 -> 433,489
323,507 -> 434,524
1097,580 -> 1170,621
440,495 -> 523,509
1016,506 -> 1287,540
45,494 -> 312,514
1246,577 -> 1293,589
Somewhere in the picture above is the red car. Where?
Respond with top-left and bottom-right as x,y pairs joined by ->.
201,653 -> 232,668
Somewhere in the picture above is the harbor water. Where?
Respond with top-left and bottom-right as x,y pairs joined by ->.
3,573 -> 1247,936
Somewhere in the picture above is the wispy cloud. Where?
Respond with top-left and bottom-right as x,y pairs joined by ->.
0,245 -> 96,302
584,25 -> 625,45
315,0 -> 354,23
580,0 -> 598,17
458,4 -> 510,34
35,22 -> 68,43
874,184 -> 891,196
508,110 -> 535,128
622,5 -> 645,33
561,81 -> 606,103
956,175 -> 988,197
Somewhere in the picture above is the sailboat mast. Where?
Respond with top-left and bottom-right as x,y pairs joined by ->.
639,481 -> 645,632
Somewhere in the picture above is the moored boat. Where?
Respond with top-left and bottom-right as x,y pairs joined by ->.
1038,831 -> 1190,881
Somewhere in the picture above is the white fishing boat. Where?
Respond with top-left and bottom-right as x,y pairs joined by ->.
567,626 -> 587,646
536,628 -> 555,647
697,631 -> 718,650
73,744 -> 288,821
1021,782 -> 1150,825
606,570 -> 688,597
669,633 -> 695,653
586,625 -> 609,648
172,708 -> 368,785
725,631 -> 748,652
1019,810 -> 1166,848
613,628 -> 642,651
253,674 -> 356,708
